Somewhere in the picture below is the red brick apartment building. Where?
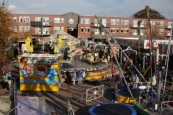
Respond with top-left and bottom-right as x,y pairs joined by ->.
11,12 -> 173,40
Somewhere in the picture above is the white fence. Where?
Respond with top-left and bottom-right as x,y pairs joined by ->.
85,85 -> 104,103
67,100 -> 75,115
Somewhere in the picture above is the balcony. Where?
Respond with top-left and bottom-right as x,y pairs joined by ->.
90,31 -> 105,36
129,32 -> 147,37
164,32 -> 172,37
91,22 -> 110,28
165,25 -> 172,30
31,31 -> 51,37
129,24 -> 147,29
31,21 -> 53,27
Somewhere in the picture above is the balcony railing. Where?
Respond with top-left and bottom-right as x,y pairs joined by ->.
31,31 -> 51,37
164,32 -> 172,37
129,24 -> 147,29
129,32 -> 147,36
31,21 -> 53,27
90,22 -> 110,28
165,25 -> 172,30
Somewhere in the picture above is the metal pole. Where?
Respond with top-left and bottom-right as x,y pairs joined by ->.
95,16 -> 134,100
163,22 -> 173,93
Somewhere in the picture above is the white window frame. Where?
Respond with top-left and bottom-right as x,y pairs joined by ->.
111,19 -> 115,25
61,27 -> 64,31
13,17 -> 17,22
80,18 -> 84,24
23,17 -> 30,23
124,20 -> 129,25
19,17 -> 23,22
23,26 -> 30,32
84,18 -> 90,24
54,27 -> 60,32
61,18 -> 64,23
19,26 -> 23,32
54,18 -> 60,23
159,29 -> 164,34
85,27 -> 90,33
81,27 -> 84,32
35,17 -> 41,21
110,28 -> 116,33
123,28 -> 129,33
159,21 -> 164,26
13,26 -> 17,32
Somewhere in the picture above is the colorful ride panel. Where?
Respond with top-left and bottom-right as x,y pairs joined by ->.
18,54 -> 62,92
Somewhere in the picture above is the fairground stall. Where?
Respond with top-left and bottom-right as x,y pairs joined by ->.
18,53 -> 62,92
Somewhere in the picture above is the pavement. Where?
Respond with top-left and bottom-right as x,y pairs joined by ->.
0,84 -> 13,115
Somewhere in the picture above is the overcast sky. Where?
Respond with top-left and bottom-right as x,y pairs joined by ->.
3,0 -> 173,19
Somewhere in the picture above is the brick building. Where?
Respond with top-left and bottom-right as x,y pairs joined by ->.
11,12 -> 173,40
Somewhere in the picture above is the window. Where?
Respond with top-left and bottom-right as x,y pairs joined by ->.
116,28 -> 119,32
61,27 -> 64,31
35,17 -> 41,21
160,21 -> 164,26
84,18 -> 90,24
85,27 -> 90,32
19,17 -> 23,22
124,28 -> 129,33
157,21 -> 160,25
94,19 -> 98,24
110,28 -> 115,33
13,17 -> 17,22
133,20 -> 138,25
81,27 -> 84,32
35,27 -> 41,34
121,20 -> 124,25
43,17 -> 49,22
133,29 -> 137,33
24,26 -> 30,32
80,18 -> 84,24
81,27 -> 90,32
111,19 -> 116,25
23,17 -> 30,23
168,22 -> 172,26
54,27 -> 60,32
54,18 -> 60,23
116,19 -> 120,25
121,28 -> 123,32
42,27 -> 49,34
124,20 -> 129,25
19,26 -> 23,32
13,26 -> 17,32
102,19 -> 106,24
153,21 -> 155,25
61,18 -> 64,23
159,29 -> 164,34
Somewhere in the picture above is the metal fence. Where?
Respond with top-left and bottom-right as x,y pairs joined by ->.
85,85 -> 104,103
67,100 -> 75,115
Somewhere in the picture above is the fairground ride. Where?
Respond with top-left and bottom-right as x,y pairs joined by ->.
95,5 -> 173,115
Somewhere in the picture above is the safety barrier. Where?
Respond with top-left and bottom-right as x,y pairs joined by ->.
85,85 -> 104,103
160,101 -> 173,114
67,100 -> 75,115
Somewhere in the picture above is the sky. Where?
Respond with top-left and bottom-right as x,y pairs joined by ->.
2,0 -> 173,19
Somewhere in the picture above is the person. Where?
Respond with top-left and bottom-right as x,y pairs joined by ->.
72,71 -> 76,85
133,74 -> 139,88
112,83 -> 118,102
82,70 -> 86,84
1,73 -> 10,91
8,72 -> 12,88
77,70 -> 82,84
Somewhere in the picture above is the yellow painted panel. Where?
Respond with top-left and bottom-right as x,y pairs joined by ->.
20,84 -> 59,92
117,96 -> 138,104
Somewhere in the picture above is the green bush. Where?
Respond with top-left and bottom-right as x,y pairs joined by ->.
6,50 -> 14,60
